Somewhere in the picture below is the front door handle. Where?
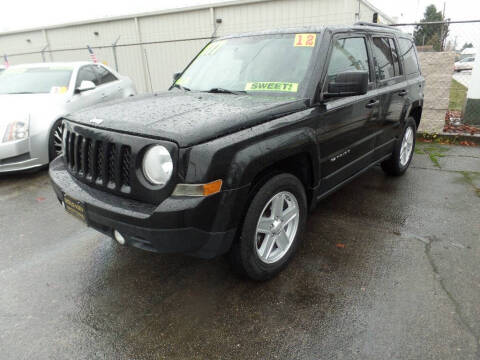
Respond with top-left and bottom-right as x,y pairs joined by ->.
398,90 -> 408,96
366,100 -> 380,108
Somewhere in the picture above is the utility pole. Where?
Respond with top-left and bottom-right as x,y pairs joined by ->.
112,36 -> 120,72
439,2 -> 446,51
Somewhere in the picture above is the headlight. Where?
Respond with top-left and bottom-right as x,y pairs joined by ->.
142,145 -> 173,186
3,118 -> 30,143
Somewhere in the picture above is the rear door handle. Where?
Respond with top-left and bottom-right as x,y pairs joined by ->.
366,100 -> 380,108
398,90 -> 408,96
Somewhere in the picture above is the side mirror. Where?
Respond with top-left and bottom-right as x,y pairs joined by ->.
173,72 -> 181,81
75,80 -> 96,93
324,71 -> 368,98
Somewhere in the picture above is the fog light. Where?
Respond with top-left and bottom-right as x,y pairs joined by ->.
113,230 -> 126,245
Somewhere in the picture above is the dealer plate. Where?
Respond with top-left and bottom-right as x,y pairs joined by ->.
63,194 -> 87,223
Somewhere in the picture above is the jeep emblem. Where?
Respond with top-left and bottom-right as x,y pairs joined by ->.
89,118 -> 103,125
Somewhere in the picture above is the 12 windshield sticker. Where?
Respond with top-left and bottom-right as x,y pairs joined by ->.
294,34 -> 316,47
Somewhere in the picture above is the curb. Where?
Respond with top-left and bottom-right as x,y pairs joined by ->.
417,131 -> 480,145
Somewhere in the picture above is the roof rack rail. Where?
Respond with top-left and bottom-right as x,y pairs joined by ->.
354,21 -> 401,31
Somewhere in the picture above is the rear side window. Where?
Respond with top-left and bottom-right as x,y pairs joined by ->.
388,38 -> 401,76
398,38 -> 420,75
327,37 -> 370,81
371,37 -> 396,80
95,66 -> 118,85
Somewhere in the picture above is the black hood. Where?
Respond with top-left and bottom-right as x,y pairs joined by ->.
66,91 -> 307,147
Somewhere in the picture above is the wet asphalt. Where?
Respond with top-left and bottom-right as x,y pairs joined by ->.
0,142 -> 479,360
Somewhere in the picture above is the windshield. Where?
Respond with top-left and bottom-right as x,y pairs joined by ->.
175,33 -> 317,94
0,67 -> 73,94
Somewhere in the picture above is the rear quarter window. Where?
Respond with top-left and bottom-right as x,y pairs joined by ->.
398,38 -> 420,75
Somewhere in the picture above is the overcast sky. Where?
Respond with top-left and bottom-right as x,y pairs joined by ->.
0,0 -> 478,46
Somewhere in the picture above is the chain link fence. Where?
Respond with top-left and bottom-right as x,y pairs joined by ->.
392,20 -> 480,134
1,10 -> 479,135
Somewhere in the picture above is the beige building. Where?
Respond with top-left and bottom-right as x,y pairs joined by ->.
0,0 -> 394,93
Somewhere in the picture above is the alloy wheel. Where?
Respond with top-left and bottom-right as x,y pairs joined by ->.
53,123 -> 64,157
400,126 -> 414,167
254,191 -> 300,264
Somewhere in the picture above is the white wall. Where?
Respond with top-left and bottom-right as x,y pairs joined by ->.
0,0 -> 384,93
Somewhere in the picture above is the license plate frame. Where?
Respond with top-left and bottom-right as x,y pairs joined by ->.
63,194 -> 87,224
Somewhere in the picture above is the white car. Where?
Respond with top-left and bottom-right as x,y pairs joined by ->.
0,62 -> 136,173
454,57 -> 475,72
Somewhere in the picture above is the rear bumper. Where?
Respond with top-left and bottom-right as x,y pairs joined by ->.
49,157 -> 248,258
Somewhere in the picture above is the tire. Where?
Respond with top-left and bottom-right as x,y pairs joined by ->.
229,173 -> 307,281
381,117 -> 416,176
48,119 -> 64,161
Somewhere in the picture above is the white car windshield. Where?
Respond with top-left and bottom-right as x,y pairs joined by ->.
174,33 -> 317,95
0,66 -> 73,94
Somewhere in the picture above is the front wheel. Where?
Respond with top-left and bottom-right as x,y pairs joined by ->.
229,173 -> 307,281
49,119 -> 64,161
381,117 -> 416,176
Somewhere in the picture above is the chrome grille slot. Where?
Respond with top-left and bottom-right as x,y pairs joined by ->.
95,141 -> 105,185
107,143 -> 117,189
85,139 -> 93,181
121,146 -> 131,189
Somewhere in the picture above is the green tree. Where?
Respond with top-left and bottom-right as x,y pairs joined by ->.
413,4 -> 449,51
461,42 -> 473,51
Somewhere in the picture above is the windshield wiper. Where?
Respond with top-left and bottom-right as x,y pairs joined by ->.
173,83 -> 191,91
7,92 -> 36,94
205,88 -> 246,95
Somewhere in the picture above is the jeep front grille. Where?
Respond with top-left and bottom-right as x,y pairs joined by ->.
64,130 -> 132,194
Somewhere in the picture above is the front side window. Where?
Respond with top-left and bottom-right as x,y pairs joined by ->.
76,66 -> 99,87
175,33 -> 317,95
326,37 -> 370,82
398,38 -> 420,75
371,37 -> 395,81
0,66 -> 72,94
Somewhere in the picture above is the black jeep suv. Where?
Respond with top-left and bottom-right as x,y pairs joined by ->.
50,23 -> 424,280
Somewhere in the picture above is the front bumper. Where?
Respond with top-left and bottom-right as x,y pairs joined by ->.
0,138 -> 45,173
49,157 -> 249,258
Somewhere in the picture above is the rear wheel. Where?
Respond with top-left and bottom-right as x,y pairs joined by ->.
49,120 -> 64,161
229,173 -> 307,281
381,117 -> 416,176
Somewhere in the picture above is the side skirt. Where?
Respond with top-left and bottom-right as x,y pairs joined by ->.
310,153 -> 392,211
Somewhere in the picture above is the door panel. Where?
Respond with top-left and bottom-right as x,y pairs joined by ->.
69,65 -> 105,113
94,65 -> 122,101
316,35 -> 379,193
371,36 -> 409,160
318,94 -> 380,191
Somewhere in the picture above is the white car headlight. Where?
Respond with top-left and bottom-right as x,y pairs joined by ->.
2,118 -> 30,143
142,145 -> 173,186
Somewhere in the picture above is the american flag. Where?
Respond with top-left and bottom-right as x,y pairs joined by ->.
86,45 -> 98,63
3,54 -> 9,68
